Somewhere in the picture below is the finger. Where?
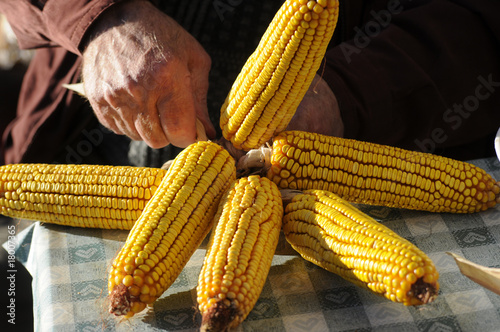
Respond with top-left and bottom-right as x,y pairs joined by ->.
102,81 -> 170,143
157,96 -> 197,148
100,90 -> 142,141
112,108 -> 142,141
134,109 -> 170,148
156,73 -> 197,148
189,51 -> 216,139
91,100 -> 123,135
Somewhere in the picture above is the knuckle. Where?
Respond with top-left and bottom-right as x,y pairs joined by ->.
146,138 -> 168,149
103,89 -> 120,107
123,79 -> 144,97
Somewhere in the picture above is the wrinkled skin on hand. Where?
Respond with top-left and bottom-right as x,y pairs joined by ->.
287,74 -> 344,138
82,0 -> 215,149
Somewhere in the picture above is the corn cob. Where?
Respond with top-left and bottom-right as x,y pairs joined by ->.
197,175 -> 283,331
260,131 -> 499,213
220,0 -> 339,151
108,141 -> 236,317
0,163 -> 166,230
283,189 -> 439,305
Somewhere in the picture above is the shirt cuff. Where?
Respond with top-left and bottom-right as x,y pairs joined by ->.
43,0 -> 127,55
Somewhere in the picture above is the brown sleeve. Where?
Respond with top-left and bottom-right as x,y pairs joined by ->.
1,47 -> 93,165
323,0 -> 500,157
0,0 -> 126,55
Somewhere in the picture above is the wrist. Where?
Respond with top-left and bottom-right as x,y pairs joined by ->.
80,0 -> 153,52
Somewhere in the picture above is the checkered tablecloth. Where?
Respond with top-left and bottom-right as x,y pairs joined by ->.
9,157 -> 500,332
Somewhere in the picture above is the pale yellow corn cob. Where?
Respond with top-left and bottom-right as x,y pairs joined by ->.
0,163 -> 166,229
108,141 -> 236,317
197,175 -> 283,331
265,131 -> 500,213
283,189 -> 439,305
220,0 -> 340,151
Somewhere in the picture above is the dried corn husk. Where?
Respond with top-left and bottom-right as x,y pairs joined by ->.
447,252 -> 500,295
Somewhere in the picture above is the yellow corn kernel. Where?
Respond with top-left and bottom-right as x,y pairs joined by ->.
220,0 -> 340,151
197,175 -> 283,331
108,141 -> 236,317
266,131 -> 500,213
0,163 -> 166,229
283,189 -> 439,305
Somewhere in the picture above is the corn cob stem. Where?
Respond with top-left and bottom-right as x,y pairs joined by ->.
282,189 -> 439,305
237,131 -> 500,213
0,164 -> 166,230
197,176 -> 283,331
108,141 -> 236,317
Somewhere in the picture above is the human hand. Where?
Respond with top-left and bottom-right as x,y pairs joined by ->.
287,74 -> 344,137
81,0 -> 215,148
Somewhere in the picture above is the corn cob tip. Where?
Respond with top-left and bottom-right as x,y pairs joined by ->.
200,301 -> 238,332
109,284 -> 131,316
412,278 -> 438,305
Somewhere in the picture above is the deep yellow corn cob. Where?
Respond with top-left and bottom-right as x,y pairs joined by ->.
108,141 -> 236,317
266,131 -> 500,213
0,163 -> 166,230
220,0 -> 339,151
283,189 -> 439,305
197,175 -> 283,331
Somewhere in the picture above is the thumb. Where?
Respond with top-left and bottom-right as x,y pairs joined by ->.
189,49 -> 216,139
157,76 -> 198,148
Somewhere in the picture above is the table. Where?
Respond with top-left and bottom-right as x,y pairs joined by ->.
8,157 -> 500,332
